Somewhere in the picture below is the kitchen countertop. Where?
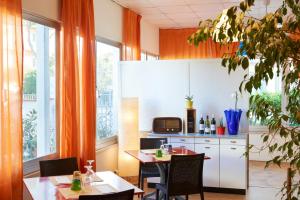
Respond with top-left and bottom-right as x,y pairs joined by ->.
148,132 -> 248,139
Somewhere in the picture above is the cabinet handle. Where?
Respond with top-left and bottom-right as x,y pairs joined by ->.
204,140 -> 210,142
180,139 -> 186,142
230,147 -> 237,150
230,141 -> 237,143
204,147 -> 210,149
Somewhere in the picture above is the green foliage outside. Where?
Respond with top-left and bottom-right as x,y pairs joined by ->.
250,92 -> 281,126
23,109 -> 37,161
96,49 -> 115,139
23,71 -> 36,94
188,0 -> 300,199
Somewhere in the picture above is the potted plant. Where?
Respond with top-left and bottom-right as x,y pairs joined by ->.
185,95 -> 193,109
224,91 -> 242,135
189,0 -> 300,198
217,117 -> 225,135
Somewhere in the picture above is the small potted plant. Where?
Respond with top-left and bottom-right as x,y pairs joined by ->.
217,117 -> 226,135
224,91 -> 242,135
185,95 -> 193,109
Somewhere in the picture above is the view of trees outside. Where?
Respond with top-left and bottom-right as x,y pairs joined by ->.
249,60 -> 282,126
23,20 -> 56,161
96,42 -> 119,140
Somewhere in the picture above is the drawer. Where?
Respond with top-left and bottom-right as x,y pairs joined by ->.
220,138 -> 246,146
170,137 -> 194,144
171,143 -> 194,151
195,138 -> 219,145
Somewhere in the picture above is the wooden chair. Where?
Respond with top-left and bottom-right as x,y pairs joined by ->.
155,154 -> 205,200
78,189 -> 134,200
39,157 -> 78,177
138,138 -> 168,190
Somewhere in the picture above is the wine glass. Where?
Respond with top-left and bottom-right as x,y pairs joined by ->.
85,160 -> 96,183
84,165 -> 93,184
160,140 -> 165,150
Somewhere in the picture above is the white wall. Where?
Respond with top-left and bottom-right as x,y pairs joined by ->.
22,0 -> 160,54
121,59 -> 249,133
94,0 -> 123,43
94,0 -> 160,53
96,144 -> 118,172
141,19 -> 159,55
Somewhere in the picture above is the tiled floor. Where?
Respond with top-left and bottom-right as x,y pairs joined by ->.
134,161 -> 289,200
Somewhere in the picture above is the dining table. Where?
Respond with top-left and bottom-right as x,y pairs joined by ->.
125,147 -> 210,200
24,171 -> 144,200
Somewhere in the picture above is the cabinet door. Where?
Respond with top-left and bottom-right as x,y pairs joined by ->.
171,143 -> 194,151
220,145 -> 246,189
195,144 -> 219,187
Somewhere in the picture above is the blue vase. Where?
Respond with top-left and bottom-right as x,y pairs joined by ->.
224,109 -> 242,135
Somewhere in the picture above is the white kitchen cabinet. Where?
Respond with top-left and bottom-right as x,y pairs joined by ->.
147,133 -> 248,193
220,144 -> 246,189
171,142 -> 194,151
195,143 -> 220,187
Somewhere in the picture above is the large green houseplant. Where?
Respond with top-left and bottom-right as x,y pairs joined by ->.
188,0 -> 299,199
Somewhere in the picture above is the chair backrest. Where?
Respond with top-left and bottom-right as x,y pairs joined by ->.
167,154 -> 205,196
39,157 -> 79,177
140,137 -> 168,150
78,189 -> 134,200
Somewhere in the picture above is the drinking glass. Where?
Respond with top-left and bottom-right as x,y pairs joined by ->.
71,171 -> 82,191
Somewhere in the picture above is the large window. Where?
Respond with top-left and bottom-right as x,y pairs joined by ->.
96,41 -> 120,141
22,19 -> 57,162
249,59 -> 282,127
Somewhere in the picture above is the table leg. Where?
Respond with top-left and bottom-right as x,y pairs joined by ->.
142,163 -> 167,200
156,163 -> 168,200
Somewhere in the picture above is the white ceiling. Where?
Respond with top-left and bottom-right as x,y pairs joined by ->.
113,0 -> 283,28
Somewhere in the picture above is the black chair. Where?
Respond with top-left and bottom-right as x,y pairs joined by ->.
155,154 -> 205,200
138,138 -> 168,190
39,157 -> 79,177
78,189 -> 134,200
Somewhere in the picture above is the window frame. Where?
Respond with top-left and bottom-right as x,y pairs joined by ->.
141,50 -> 159,61
95,36 -> 121,150
22,11 -> 61,175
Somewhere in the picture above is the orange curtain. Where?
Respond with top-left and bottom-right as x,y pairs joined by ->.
122,8 -> 142,61
60,0 -> 96,170
160,28 -> 239,60
0,0 -> 23,199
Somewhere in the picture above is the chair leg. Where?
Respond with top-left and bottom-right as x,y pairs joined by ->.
185,195 -> 189,200
138,166 -> 142,199
156,189 -> 161,200
141,177 -> 144,190
200,190 -> 204,200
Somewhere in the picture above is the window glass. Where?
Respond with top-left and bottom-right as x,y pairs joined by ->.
96,42 -> 120,140
141,52 -> 147,61
249,59 -> 282,126
147,54 -> 158,61
23,20 -> 56,161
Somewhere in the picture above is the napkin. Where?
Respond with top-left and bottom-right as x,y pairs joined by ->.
50,175 -> 72,185
58,184 -> 118,199
140,149 -> 158,154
